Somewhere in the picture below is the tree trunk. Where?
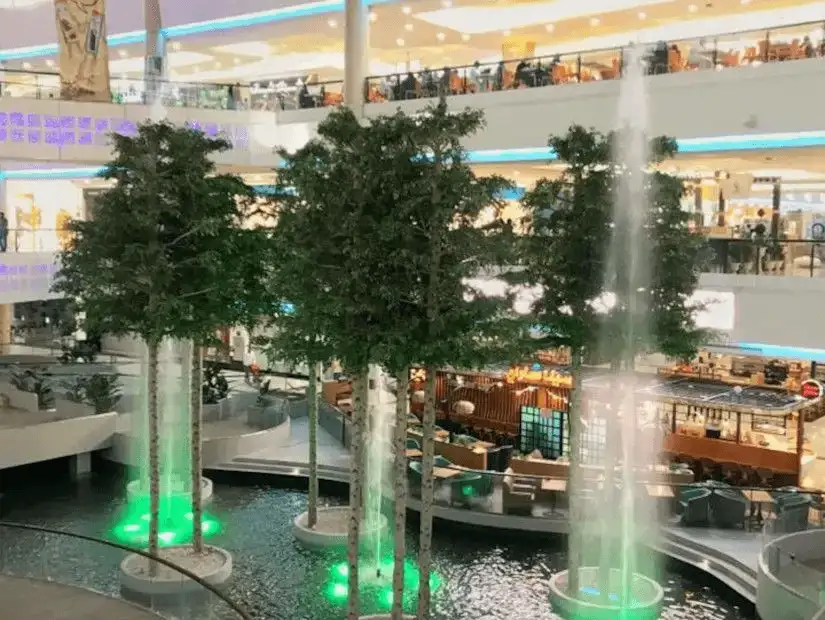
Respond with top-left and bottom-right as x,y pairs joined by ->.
391,367 -> 409,620
567,349 -> 584,597
308,360 -> 321,529
191,343 -> 204,553
147,338 -> 160,574
346,371 -> 367,620
416,367 -> 437,619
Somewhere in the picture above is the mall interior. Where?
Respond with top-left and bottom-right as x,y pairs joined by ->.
2,0 -> 825,619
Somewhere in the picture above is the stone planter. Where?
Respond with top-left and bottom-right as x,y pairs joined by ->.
202,398 -> 230,423
126,477 -> 214,505
55,397 -> 96,419
247,402 -> 288,430
120,545 -> 232,607
0,382 -> 40,412
548,567 -> 663,620
293,505 -> 388,549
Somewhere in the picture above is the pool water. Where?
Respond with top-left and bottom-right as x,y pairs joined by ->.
0,473 -> 754,620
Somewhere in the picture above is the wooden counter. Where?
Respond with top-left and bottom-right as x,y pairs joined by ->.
435,440 -> 488,470
663,433 -> 799,474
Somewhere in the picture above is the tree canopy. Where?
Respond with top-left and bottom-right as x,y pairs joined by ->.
518,124 -> 711,366
52,121 -> 272,346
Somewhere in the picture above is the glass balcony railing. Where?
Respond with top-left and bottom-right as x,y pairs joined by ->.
363,19 -> 825,103
706,238 -> 825,278
0,70 -> 244,110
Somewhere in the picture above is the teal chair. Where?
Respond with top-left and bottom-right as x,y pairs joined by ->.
408,461 -> 423,496
710,489 -> 747,529
680,487 -> 711,526
775,499 -> 811,533
434,455 -> 452,468
450,472 -> 486,507
406,438 -> 421,451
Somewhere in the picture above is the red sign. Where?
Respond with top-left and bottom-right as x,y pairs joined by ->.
801,380 -> 823,400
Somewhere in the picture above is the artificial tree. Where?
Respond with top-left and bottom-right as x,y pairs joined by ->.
517,125 -> 711,597
52,120 -> 269,564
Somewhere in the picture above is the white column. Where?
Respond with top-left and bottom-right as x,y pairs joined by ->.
344,0 -> 368,113
144,0 -> 166,103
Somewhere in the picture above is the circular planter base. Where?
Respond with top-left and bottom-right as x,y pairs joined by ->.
293,506 -> 388,549
126,477 -> 214,505
120,545 -> 232,607
548,567 -> 663,620
360,615 -> 415,619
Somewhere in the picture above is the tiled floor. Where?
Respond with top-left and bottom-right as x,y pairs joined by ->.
0,575 -> 160,620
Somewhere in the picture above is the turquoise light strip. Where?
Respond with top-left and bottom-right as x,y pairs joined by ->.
6,129 -> 825,179
732,342 -> 825,362
0,0 -> 398,61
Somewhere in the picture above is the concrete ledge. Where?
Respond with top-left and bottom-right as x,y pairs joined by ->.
548,568 -> 663,620
126,477 -> 214,505
293,506 -> 388,549
757,529 -> 825,620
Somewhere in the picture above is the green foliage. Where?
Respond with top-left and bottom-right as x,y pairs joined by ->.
11,365 -> 54,409
266,103 -> 530,375
202,362 -> 229,405
58,340 -> 99,365
63,374 -> 121,414
51,120 -> 273,348
517,124 -> 711,366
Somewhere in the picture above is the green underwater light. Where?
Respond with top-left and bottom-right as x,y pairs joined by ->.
325,556 -> 443,610
112,495 -> 221,548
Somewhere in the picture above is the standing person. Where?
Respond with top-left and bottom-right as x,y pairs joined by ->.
0,212 -> 8,253
226,84 -> 235,110
231,329 -> 245,370
244,344 -> 258,385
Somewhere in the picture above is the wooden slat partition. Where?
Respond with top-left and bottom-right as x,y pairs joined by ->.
663,433 -> 799,474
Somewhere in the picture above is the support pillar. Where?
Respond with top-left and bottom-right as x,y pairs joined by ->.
144,0 -> 166,105
344,0 -> 368,114
0,304 -> 12,354
70,452 -> 92,479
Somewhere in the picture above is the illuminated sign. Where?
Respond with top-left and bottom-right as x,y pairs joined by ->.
0,113 -> 249,150
801,379 -> 823,400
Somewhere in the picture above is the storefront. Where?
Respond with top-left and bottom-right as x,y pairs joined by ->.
3,179 -> 87,252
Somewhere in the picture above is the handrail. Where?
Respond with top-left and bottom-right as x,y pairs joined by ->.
363,17 -> 824,82
0,520 -> 254,620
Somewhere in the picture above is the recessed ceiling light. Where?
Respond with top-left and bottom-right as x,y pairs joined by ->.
171,41 -> 181,51
233,57 -> 240,64
120,73 -> 127,79
638,11 -> 647,19
402,5 -> 411,14
118,49 -> 127,58
513,170 -> 521,177
45,58 -> 54,67
545,23 -> 555,32
461,33 -> 471,41
442,0 -> 452,6
590,17 -> 600,26
22,62 -> 31,69
688,3 -> 698,12
396,38 -> 405,46
369,11 -> 377,22
436,32 -> 446,41
327,18 -> 337,27
741,0 -> 751,4
503,29 -> 512,36
404,23 -> 413,31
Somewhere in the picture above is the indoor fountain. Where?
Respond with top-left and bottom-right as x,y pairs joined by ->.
547,44 -> 665,620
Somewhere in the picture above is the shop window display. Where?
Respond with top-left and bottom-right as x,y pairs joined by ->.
6,180 -> 85,252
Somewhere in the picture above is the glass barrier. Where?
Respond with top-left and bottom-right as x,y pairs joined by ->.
706,238 -> 825,277
0,70 -> 246,111
247,79 -> 344,111
0,521 -> 252,620
363,19 -> 825,102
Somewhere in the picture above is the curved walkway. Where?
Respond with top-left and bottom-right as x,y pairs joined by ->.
0,575 -> 161,620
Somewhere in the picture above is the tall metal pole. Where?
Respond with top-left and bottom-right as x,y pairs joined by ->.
144,0 -> 165,105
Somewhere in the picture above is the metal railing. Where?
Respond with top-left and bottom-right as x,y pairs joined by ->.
706,238 -> 825,277
362,19 -> 825,104
0,521 -> 252,619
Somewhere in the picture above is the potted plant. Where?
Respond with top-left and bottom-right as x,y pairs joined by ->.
83,373 -> 121,414
201,361 -> 230,422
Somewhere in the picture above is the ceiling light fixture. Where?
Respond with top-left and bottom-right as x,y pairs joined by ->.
404,23 -> 413,31
369,11 -> 377,22
741,0 -> 751,4
590,17 -> 600,26
396,38 -> 405,46
442,0 -> 452,6
171,41 -> 182,51
233,57 -> 240,64
22,61 -> 31,69
545,23 -> 555,32
503,29 -> 512,36
638,11 -> 647,19
688,4 -> 698,12
436,32 -> 446,41
45,58 -> 54,67
327,18 -> 337,27
402,5 -> 411,14
118,49 -> 128,58
461,33 -> 471,41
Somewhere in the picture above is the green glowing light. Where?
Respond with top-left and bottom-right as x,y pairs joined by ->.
324,556 -> 443,612
111,494 -> 221,549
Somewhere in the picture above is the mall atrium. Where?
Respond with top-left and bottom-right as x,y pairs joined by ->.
0,0 -> 824,619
